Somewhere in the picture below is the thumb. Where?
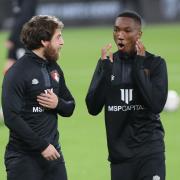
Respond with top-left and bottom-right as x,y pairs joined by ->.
101,47 -> 107,60
109,51 -> 113,63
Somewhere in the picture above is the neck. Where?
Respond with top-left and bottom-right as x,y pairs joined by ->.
32,48 -> 46,60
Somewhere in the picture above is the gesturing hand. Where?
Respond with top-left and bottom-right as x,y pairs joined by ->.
41,144 -> 60,161
37,89 -> 58,109
136,39 -> 146,56
101,43 -> 113,62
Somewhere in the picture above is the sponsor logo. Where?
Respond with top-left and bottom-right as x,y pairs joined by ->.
32,107 -> 44,113
50,70 -> 60,83
32,78 -> 39,85
107,88 -> 144,112
108,105 -> 144,112
153,175 -> 160,180
120,89 -> 133,104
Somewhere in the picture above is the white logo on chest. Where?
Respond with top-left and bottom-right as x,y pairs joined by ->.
120,89 -> 133,104
32,107 -> 44,113
32,78 -> 39,85
111,75 -> 115,81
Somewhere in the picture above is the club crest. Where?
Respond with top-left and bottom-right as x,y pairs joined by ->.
50,70 -> 60,83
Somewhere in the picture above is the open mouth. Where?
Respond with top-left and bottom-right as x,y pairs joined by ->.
118,43 -> 125,50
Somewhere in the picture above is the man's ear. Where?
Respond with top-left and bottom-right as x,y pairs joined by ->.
135,31 -> 142,42
41,40 -> 49,47
137,31 -> 142,39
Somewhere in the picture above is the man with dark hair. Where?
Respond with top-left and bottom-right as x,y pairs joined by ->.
86,11 -> 168,180
2,15 -> 75,180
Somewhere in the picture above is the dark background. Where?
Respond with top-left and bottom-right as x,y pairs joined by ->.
0,0 -> 180,29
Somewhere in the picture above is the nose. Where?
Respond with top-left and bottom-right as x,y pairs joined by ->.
116,31 -> 125,40
60,37 -> 64,45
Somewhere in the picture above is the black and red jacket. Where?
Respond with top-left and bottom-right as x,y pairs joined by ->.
2,50 -> 75,152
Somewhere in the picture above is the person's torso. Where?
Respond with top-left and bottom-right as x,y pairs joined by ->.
9,51 -> 62,151
104,51 -> 164,162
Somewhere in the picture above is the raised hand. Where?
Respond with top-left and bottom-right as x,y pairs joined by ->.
101,43 -> 113,62
136,39 -> 146,56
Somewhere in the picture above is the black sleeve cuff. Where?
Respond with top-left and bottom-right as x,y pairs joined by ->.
56,98 -> 75,117
39,140 -> 50,152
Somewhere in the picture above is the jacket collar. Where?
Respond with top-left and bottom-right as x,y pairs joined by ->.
25,49 -> 49,65
115,50 -> 153,61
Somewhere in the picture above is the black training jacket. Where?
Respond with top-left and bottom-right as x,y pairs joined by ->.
86,51 -> 168,163
2,50 -> 75,152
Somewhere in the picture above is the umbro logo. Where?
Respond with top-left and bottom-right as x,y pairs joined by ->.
111,75 -> 115,81
32,78 -> 39,85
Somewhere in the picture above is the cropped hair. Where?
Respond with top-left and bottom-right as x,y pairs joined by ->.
117,11 -> 142,26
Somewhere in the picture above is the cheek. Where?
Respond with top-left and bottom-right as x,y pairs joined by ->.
113,33 -> 118,42
52,38 -> 60,46
128,34 -> 138,43
52,40 -> 61,49
134,35 -> 139,42
55,39 -> 60,45
134,32 -> 141,41
50,44 -> 58,52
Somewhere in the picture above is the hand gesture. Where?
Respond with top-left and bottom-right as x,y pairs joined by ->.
41,144 -> 60,161
136,39 -> 146,56
37,89 -> 58,109
101,43 -> 113,62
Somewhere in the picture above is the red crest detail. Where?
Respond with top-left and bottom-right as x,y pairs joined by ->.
50,70 -> 60,83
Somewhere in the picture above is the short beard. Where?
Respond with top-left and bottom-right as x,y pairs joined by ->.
43,44 -> 59,62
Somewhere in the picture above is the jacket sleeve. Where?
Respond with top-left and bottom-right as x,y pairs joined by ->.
2,68 -> 49,152
55,71 -> 75,117
85,59 -> 112,115
133,55 -> 168,114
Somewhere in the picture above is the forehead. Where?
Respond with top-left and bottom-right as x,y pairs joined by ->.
114,17 -> 139,28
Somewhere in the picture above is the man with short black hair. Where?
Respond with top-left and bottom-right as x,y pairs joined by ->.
2,15 -> 75,180
86,11 -> 168,180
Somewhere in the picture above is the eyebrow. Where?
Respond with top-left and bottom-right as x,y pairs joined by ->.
114,25 -> 140,31
114,25 -> 132,29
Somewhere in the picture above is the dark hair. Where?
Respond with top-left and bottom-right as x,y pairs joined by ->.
117,11 -> 142,26
21,15 -> 64,50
